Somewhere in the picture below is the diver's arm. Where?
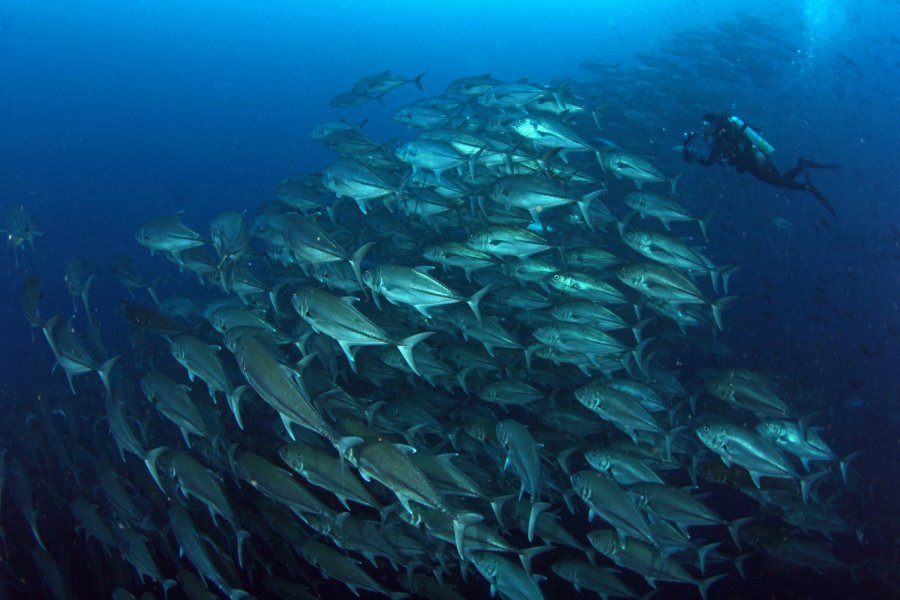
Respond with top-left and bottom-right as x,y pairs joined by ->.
682,131 -> 716,167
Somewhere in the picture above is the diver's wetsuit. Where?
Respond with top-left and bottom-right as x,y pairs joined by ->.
683,113 -> 839,218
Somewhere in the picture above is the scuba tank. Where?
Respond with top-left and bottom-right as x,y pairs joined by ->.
728,115 -> 775,156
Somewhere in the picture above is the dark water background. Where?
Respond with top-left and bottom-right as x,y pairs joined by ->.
0,1 -> 898,598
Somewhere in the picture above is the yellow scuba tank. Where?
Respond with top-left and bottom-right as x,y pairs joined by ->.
728,116 -> 774,156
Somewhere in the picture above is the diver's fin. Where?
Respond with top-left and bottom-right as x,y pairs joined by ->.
804,174 -> 838,219
799,158 -> 840,170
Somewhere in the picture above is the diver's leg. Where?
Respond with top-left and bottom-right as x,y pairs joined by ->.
783,158 -> 840,183
782,159 -> 808,182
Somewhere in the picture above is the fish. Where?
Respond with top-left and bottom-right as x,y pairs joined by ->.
446,73 -> 502,96
2,205 -> 41,266
230,450 -> 337,519
169,334 -> 243,426
9,458 -> 45,549
210,211 -> 251,268
352,70 -> 425,96
695,421 -> 818,502
600,150 -> 682,194
292,285 -> 433,375
585,448 -> 665,486
339,434 -> 483,559
551,558 -> 638,598
232,332 -> 338,443
423,241 -> 499,280
281,212 -> 373,292
135,213 -> 207,257
112,255 -> 161,305
279,443 -> 380,510
394,139 -> 471,182
140,370 -> 211,446
322,158 -> 400,214
472,551 -> 546,600
467,225 -> 551,258
571,470 -> 656,545
588,529 -> 726,600
624,191 -> 713,241
40,315 -> 119,396
169,503 -> 248,598
487,174 -> 602,228
477,82 -> 557,109
509,115 -> 596,161
496,419 -> 542,504
617,262 -> 733,330
363,263 -> 490,321
575,383 -> 667,444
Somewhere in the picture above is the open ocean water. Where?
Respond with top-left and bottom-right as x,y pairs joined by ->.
0,1 -> 898,599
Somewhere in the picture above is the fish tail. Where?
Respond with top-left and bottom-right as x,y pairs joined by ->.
727,516 -> 754,550
839,450 -> 863,485
147,275 -> 163,306
670,171 -> 684,195
27,508 -> 46,550
710,296 -> 737,331
466,285 -> 492,325
799,469 -> 830,505
696,574 -> 727,600
699,209 -> 717,243
396,332 -> 435,376
227,386 -> 249,429
145,446 -> 169,493
349,242 -> 376,296
97,356 -> 120,399
452,512 -> 483,559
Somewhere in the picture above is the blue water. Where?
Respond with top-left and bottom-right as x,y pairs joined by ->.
0,1 -> 898,598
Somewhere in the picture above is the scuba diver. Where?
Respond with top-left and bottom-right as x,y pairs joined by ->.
682,112 -> 839,218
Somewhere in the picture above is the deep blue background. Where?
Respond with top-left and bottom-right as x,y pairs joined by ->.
0,1 -> 897,589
